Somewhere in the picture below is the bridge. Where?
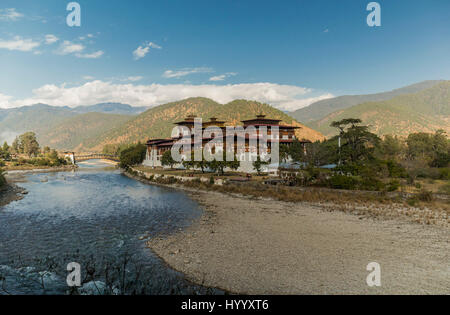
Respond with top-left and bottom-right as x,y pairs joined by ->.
63,152 -> 119,164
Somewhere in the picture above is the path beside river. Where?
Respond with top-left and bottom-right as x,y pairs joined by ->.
147,189 -> 450,295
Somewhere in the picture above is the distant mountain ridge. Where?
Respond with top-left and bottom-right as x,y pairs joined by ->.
38,112 -> 133,151
73,103 -> 149,115
307,81 -> 450,138
81,97 -> 326,152
0,102 -> 143,144
290,80 -> 444,123
0,98 -> 325,151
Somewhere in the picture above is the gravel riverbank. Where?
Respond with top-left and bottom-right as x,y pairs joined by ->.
145,186 -> 449,295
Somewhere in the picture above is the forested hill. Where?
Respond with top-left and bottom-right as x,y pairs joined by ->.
81,97 -> 326,151
306,81 -> 450,138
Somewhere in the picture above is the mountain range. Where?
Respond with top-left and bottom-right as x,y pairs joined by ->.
290,80 -> 444,123
0,79 -> 448,151
0,98 -> 324,151
0,103 -> 146,145
303,81 -> 450,138
83,97 -> 326,151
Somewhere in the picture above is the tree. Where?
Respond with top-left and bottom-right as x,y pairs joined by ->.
206,151 -> 240,176
303,140 -> 337,167
330,119 -> 380,164
47,149 -> 59,161
406,130 -> 449,167
11,138 -> 20,155
227,153 -> 240,172
18,132 -> 40,157
161,150 -> 176,169
0,142 -> 10,160
379,135 -> 405,160
192,149 -> 208,173
2,142 -> 9,153
252,156 -> 269,175
119,143 -> 147,169
279,144 -> 290,163
330,118 -> 363,134
289,140 -> 306,162
42,146 -> 51,155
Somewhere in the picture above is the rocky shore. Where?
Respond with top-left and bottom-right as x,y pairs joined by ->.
0,183 -> 27,208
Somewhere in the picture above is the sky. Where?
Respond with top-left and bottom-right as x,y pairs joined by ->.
0,0 -> 449,111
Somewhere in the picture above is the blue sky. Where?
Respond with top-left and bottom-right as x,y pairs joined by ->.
0,0 -> 449,110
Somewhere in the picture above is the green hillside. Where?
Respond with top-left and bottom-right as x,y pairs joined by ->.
307,81 -> 450,138
37,112 -> 133,151
0,104 -> 76,143
290,80 -> 443,123
83,97 -> 325,151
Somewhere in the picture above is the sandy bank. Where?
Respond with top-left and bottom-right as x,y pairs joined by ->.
4,165 -> 77,175
147,189 -> 450,295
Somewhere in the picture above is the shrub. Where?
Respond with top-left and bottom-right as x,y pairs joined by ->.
438,183 -> 450,195
359,176 -> 385,191
18,157 -> 29,164
0,160 -> 5,167
385,160 -> 407,178
209,176 -> 215,185
414,167 -> 441,180
407,198 -> 418,207
329,175 -> 358,190
34,158 -> 50,166
417,189 -> 433,202
438,168 -> 450,180
386,180 -> 400,192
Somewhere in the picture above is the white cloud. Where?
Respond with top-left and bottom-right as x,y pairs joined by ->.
83,75 -> 95,80
54,39 -> 103,58
0,93 -> 13,108
133,42 -> 161,60
0,8 -> 23,21
209,72 -> 238,82
1,81 -> 333,112
76,50 -> 104,59
275,93 -> 334,111
56,40 -> 85,55
0,36 -> 40,52
125,76 -> 143,82
163,67 -> 213,79
45,34 -> 59,45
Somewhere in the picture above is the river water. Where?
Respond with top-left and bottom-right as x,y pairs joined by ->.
0,161 -> 218,295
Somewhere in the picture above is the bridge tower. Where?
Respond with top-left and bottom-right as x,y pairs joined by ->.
64,152 -> 76,165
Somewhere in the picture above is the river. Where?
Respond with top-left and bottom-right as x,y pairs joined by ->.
0,160 -> 219,295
